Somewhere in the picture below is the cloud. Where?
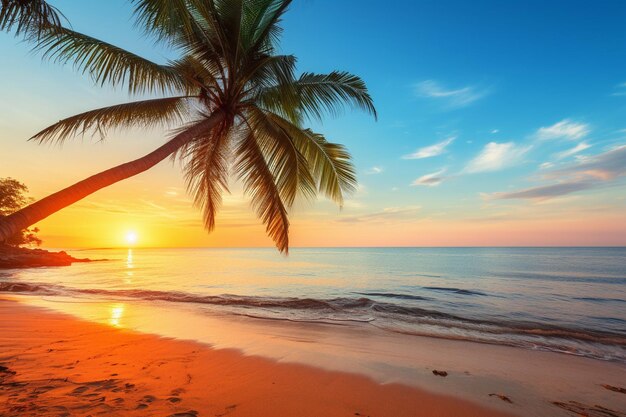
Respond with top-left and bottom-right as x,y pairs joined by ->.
612,82 -> 626,96
490,129 -> 499,134
491,182 -> 596,200
464,142 -> 529,173
366,166 -> 384,175
554,142 -> 591,160
535,119 -> 589,141
402,136 -> 455,159
549,144 -> 626,181
411,168 -> 447,187
338,206 -> 422,223
415,80 -> 489,108
489,145 -> 626,200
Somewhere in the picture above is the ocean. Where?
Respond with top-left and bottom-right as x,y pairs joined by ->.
1,247 -> 625,362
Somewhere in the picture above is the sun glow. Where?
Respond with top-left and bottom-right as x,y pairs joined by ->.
125,231 -> 138,246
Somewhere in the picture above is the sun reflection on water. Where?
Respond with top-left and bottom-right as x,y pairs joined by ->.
125,249 -> 134,284
109,304 -> 125,327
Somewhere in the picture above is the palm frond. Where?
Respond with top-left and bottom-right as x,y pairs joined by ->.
260,71 -> 377,122
246,54 -> 296,90
235,122 -> 290,253
269,114 -> 357,206
182,119 -> 231,231
31,96 -> 197,144
132,0 -> 219,50
0,0 -> 64,36
33,27 -> 190,94
132,0 -> 192,40
245,107 -> 315,206
244,0 -> 291,53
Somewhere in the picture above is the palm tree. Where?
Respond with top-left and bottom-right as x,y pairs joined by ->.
0,0 -> 376,252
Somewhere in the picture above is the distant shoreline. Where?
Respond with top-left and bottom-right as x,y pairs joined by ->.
0,245 -> 93,269
34,245 -> 626,251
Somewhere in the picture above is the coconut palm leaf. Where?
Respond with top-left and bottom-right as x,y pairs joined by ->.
182,118 -> 231,231
268,114 -> 356,206
34,27 -> 190,94
0,0 -> 64,36
258,71 -> 376,122
242,0 -> 291,52
235,125 -> 290,252
245,107 -> 316,206
31,96 -> 197,144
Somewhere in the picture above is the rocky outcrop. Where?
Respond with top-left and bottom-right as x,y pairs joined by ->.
0,246 -> 91,269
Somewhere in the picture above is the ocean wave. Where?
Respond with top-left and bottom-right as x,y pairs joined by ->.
422,286 -> 487,296
1,280 -> 625,362
355,292 -> 432,301
574,296 -> 626,304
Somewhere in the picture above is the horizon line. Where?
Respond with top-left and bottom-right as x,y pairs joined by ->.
52,245 -> 626,251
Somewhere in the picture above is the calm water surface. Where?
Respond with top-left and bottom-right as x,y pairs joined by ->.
1,247 -> 625,362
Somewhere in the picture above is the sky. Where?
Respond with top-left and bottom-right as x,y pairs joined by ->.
1,0 -> 626,248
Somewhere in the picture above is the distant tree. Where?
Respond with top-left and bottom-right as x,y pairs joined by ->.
0,178 -> 42,247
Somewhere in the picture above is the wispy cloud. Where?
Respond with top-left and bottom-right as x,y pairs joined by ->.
365,166 -> 384,175
535,119 -> 589,141
490,145 -> 626,200
415,80 -> 489,108
402,136 -> 455,159
554,142 -> 591,160
465,142 -> 530,173
491,182 -> 596,200
411,168 -> 447,187
338,206 -> 422,223
612,82 -> 626,96
549,144 -> 626,181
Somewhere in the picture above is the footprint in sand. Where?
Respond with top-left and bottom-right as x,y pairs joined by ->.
553,400 -> 624,417
215,404 -> 237,416
167,411 -> 198,417
489,393 -> 513,403
70,386 -> 89,395
602,384 -> 626,394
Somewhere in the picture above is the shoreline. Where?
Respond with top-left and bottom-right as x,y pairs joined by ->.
2,296 -> 626,416
0,298 -> 517,417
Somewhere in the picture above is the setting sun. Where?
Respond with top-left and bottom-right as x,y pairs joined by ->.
125,231 -> 138,246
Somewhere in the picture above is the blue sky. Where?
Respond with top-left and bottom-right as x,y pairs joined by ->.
1,0 -> 625,246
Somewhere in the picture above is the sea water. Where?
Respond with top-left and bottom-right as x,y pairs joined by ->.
1,247 -> 625,362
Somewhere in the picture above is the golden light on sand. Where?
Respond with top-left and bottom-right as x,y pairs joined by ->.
125,231 -> 138,246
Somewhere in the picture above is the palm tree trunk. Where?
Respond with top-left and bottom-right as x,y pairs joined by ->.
0,112 -> 224,242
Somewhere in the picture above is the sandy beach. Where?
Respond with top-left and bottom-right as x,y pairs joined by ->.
2,296 -> 625,417
0,298 -> 521,417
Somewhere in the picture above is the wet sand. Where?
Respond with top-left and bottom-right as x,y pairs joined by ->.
0,298 -> 521,417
